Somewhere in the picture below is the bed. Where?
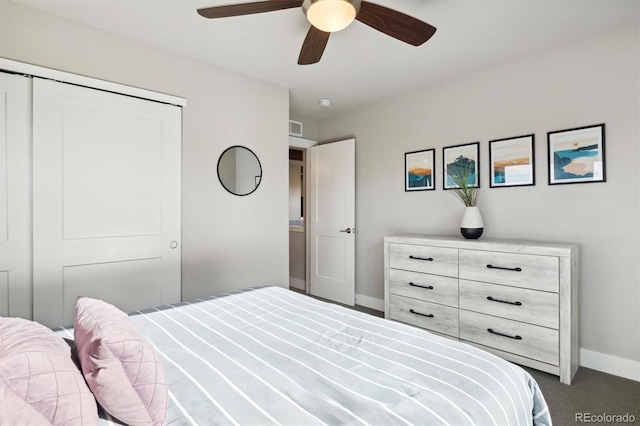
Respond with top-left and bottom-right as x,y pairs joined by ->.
53,286 -> 551,426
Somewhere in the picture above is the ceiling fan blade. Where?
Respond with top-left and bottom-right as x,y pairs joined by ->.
298,26 -> 330,65
356,1 -> 436,46
198,0 -> 302,19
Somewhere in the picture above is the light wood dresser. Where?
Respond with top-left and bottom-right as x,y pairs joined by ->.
384,235 -> 580,384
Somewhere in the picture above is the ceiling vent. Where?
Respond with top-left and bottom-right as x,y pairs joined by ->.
289,120 -> 303,137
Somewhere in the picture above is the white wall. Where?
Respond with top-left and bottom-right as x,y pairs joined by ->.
318,26 -> 640,368
289,114 -> 319,141
0,1 -> 290,299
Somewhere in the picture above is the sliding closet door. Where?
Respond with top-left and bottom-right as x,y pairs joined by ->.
0,73 -> 32,319
33,78 -> 181,327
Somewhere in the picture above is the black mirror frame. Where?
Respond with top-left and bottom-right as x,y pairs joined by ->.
217,145 -> 263,196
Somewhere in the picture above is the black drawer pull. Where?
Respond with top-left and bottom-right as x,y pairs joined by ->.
487,264 -> 522,272
487,296 -> 522,306
487,328 -> 522,340
409,309 -> 434,318
409,282 -> 434,290
409,255 -> 434,262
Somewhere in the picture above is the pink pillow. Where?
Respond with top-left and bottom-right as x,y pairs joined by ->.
0,317 -> 98,425
74,297 -> 167,426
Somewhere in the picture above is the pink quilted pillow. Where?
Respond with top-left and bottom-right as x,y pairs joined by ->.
74,297 -> 167,426
0,317 -> 98,425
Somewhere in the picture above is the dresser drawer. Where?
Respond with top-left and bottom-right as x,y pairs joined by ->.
389,244 -> 458,277
459,310 -> 559,365
389,269 -> 458,307
459,280 -> 559,329
389,294 -> 459,337
459,249 -> 559,292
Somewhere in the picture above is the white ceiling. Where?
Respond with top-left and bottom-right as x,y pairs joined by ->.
11,0 -> 640,120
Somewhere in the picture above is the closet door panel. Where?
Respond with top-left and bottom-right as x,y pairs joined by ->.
62,101 -> 162,239
0,73 -> 32,319
33,78 -> 181,327
62,259 -> 163,315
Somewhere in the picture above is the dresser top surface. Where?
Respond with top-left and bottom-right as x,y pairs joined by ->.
384,234 -> 579,256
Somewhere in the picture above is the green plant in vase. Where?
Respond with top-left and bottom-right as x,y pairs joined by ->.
448,160 -> 483,239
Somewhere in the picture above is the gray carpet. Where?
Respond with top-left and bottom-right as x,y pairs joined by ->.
293,289 -> 640,425
524,366 -> 640,425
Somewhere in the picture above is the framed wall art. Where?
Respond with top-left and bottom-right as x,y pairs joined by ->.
405,148 -> 435,191
547,124 -> 605,185
489,134 -> 535,188
443,142 -> 479,189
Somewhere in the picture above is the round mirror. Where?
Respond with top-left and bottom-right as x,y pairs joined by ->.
217,145 -> 262,196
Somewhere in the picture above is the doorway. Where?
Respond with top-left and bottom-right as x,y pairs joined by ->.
289,148 -> 305,291
288,137 -> 356,306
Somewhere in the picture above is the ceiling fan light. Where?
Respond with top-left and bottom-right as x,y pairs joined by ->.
304,0 -> 359,33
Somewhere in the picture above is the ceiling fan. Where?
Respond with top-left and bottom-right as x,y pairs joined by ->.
197,0 -> 437,65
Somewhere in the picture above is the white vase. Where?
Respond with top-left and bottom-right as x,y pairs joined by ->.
460,206 -> 484,239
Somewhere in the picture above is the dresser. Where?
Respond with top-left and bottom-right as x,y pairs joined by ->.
384,235 -> 580,384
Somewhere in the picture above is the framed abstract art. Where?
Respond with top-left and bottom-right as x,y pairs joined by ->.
547,124 -> 605,185
489,134 -> 535,188
443,142 -> 479,190
405,149 -> 435,191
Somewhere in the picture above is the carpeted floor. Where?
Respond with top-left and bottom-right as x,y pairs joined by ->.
293,289 -> 640,425
524,365 -> 640,425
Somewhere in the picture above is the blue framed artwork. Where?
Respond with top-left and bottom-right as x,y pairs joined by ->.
443,142 -> 479,189
489,134 -> 535,188
547,124 -> 605,185
405,149 -> 435,191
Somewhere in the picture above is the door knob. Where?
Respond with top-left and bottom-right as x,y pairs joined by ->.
170,241 -> 179,249
339,228 -> 352,234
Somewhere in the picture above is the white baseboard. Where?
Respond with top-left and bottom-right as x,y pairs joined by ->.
580,348 -> 640,382
289,277 -> 305,291
355,293 -> 384,312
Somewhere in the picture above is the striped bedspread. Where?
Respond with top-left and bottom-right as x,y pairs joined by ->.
61,286 -> 552,426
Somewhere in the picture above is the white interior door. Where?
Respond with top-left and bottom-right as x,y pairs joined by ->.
33,78 -> 182,327
0,72 -> 32,319
309,139 -> 355,306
